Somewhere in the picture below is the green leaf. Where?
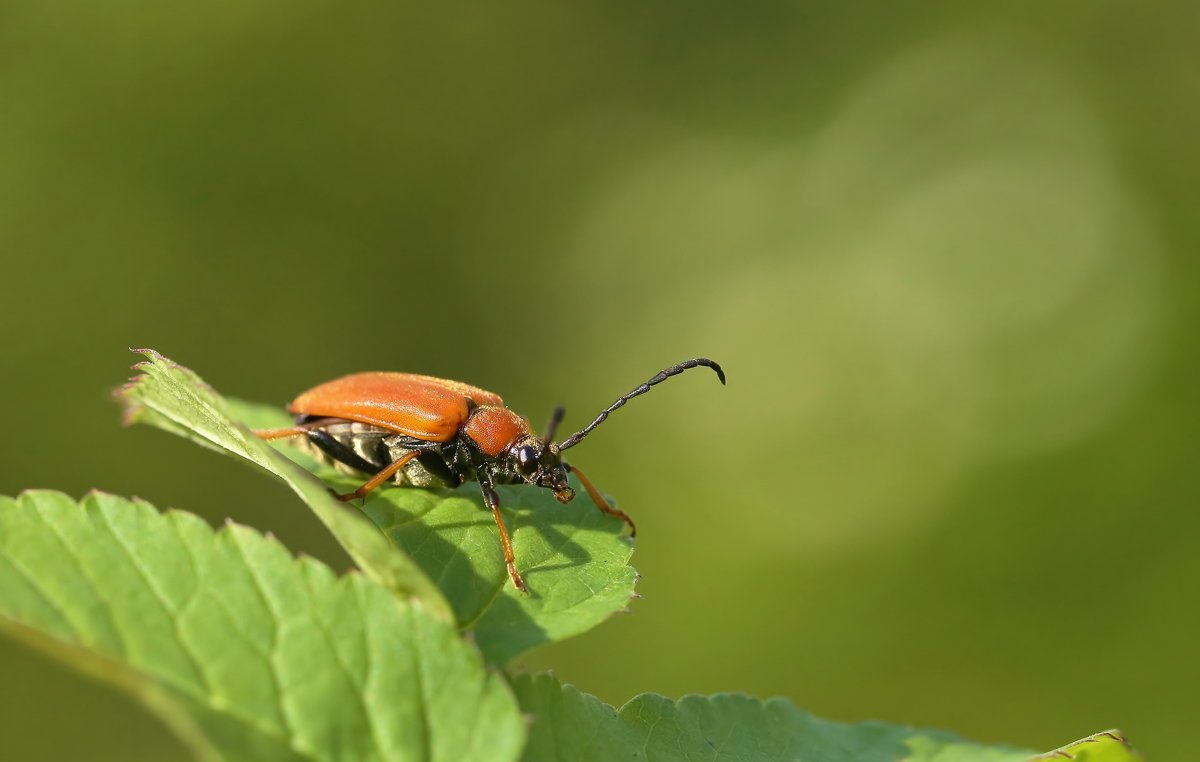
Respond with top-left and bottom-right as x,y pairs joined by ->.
116,349 -> 452,621
511,673 -> 1041,762
367,481 -> 636,665
0,490 -> 524,762
231,400 -> 638,666
1031,731 -> 1141,761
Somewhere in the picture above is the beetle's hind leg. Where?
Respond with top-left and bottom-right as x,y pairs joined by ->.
565,463 -> 636,538
252,417 -> 343,440
335,450 -> 422,503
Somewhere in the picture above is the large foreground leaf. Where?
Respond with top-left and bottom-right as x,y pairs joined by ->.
234,401 -> 637,665
510,674 -> 1139,762
117,349 -> 451,620
0,490 -> 523,762
117,349 -> 639,665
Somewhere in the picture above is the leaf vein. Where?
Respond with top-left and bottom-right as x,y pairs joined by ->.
95,505 -> 212,693
303,571 -> 390,762
30,507 -> 131,658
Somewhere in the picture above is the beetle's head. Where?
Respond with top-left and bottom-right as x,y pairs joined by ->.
509,436 -> 574,503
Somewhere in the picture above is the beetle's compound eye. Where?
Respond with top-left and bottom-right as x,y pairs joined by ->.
515,444 -> 540,477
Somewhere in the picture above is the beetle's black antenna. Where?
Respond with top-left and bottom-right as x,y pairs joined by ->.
545,406 -> 566,442
557,358 -> 725,451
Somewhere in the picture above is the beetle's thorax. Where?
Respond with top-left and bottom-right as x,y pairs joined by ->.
461,405 -> 530,458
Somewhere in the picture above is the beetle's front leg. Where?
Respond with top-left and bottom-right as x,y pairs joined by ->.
565,463 -> 636,537
479,474 -> 527,593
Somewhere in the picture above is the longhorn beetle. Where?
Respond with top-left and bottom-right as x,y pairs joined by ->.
255,358 -> 725,592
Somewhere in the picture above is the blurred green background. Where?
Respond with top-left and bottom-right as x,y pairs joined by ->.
2,1 -> 1196,759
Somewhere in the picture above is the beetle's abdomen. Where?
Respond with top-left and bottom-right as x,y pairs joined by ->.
298,420 -> 450,488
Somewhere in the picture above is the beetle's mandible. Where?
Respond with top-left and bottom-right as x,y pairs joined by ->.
255,358 -> 725,592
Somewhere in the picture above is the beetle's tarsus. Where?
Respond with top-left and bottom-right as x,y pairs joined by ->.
508,564 -> 529,594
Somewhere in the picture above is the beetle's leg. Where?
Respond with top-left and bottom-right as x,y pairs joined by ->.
480,478 -> 527,593
336,450 -> 421,502
381,436 -> 461,488
253,417 -> 342,440
565,463 -> 636,537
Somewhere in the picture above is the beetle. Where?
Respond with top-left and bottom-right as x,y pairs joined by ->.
254,358 -> 724,592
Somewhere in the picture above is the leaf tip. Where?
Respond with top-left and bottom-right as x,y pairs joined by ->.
128,347 -> 163,361
116,400 -> 145,427
112,369 -> 149,426
112,373 -> 141,396
127,348 -> 189,376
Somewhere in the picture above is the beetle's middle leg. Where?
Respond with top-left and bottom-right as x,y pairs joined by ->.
480,476 -> 527,593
